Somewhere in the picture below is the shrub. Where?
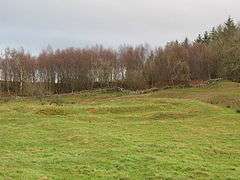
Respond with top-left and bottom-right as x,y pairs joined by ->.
0,96 -> 11,103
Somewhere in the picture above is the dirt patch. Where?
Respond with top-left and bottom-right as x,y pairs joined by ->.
36,106 -> 72,116
87,108 -> 97,114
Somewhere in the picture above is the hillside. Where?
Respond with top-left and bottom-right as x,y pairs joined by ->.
0,82 -> 239,179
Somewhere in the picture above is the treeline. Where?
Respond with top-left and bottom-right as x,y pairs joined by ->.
0,17 -> 239,96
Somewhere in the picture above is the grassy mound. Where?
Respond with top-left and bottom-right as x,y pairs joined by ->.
151,81 -> 240,109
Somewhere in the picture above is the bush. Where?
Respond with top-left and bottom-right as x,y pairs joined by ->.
0,96 -> 11,103
140,87 -> 159,94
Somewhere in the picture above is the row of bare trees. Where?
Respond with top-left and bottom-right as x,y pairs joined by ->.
0,18 -> 239,96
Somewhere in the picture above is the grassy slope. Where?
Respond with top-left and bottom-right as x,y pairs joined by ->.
151,81 -> 240,110
0,82 -> 240,179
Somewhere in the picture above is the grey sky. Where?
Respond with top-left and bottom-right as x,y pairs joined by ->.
0,0 -> 240,54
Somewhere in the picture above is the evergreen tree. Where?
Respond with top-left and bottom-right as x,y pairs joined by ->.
183,37 -> 190,47
209,27 -> 217,41
222,17 -> 239,38
203,31 -> 210,44
195,34 -> 203,43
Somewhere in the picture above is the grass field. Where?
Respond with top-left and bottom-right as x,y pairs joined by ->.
0,81 -> 240,179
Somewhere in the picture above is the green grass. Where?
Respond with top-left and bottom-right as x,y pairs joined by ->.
0,82 -> 240,179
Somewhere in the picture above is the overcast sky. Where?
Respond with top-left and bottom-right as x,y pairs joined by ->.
0,0 -> 240,54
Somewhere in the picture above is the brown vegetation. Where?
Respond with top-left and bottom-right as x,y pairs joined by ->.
0,18 -> 239,96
